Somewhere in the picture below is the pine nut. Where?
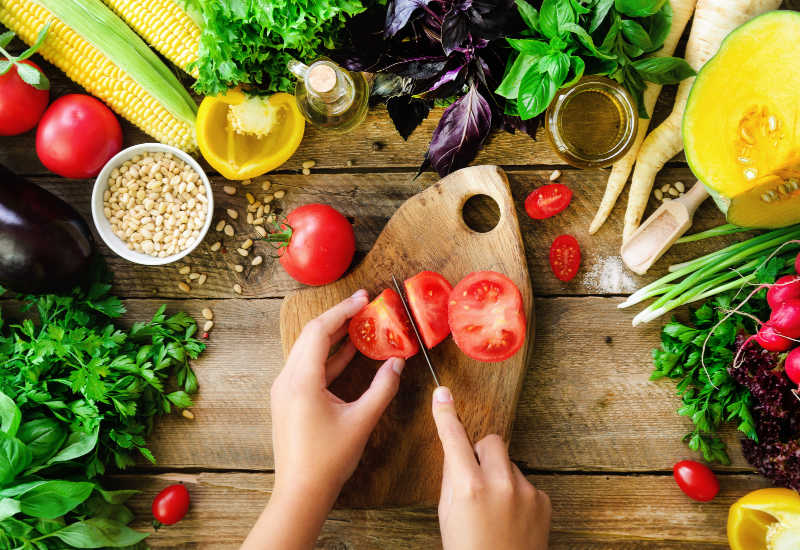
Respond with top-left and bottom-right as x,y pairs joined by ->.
178,282 -> 191,293
660,184 -> 671,193
210,241 -> 221,251
302,168 -> 311,176
224,224 -> 235,237
302,160 -> 316,169
674,181 -> 685,193
254,225 -> 267,238
242,179 -> 252,186
246,192 -> 255,204
236,248 -> 249,256
549,170 -> 561,181
215,219 -> 226,232
201,308 -> 214,320
203,320 -> 214,332
242,238 -> 253,249
274,190 -> 285,199
263,194 -> 274,203
223,185 -> 237,195
178,266 -> 191,275
654,189 -> 663,200
251,255 -> 263,266
233,264 -> 244,273
261,181 -> 272,191
198,274 -> 207,285
253,217 -> 264,225
189,272 -> 201,280
182,409 -> 195,420
226,208 -> 239,220
233,284 -> 242,294
247,212 -> 254,225
668,187 -> 679,197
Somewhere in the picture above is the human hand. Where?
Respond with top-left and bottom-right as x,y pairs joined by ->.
270,289 -> 405,505
432,386 -> 551,550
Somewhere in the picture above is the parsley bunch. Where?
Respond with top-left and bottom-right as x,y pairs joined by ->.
0,264 -> 204,548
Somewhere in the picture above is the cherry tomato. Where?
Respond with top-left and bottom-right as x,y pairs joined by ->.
404,271 -> 453,349
448,271 -> 526,362
275,204 -> 355,286
673,460 -> 719,502
0,60 -> 49,136
152,484 -> 190,526
524,184 -> 573,219
549,234 -> 581,282
349,289 -> 419,360
36,94 -> 122,178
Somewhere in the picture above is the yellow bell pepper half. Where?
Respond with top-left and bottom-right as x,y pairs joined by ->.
196,90 -> 305,180
729,488 -> 800,550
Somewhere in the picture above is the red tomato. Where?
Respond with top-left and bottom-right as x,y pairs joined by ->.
0,60 -> 49,136
36,94 -> 122,178
448,271 -> 526,362
276,204 -> 355,286
673,460 -> 719,502
524,184 -> 573,219
404,271 -> 453,349
349,289 -> 419,360
152,484 -> 190,526
549,234 -> 581,282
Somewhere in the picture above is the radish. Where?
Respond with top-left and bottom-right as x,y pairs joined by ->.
795,251 -> 800,275
785,347 -> 800,384
767,275 -> 800,310
755,324 -> 793,352
769,298 -> 800,339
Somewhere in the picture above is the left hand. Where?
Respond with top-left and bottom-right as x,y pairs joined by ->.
270,289 -> 405,504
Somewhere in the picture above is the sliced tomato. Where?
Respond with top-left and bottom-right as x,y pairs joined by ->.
549,234 -> 581,282
524,184 -> 572,220
448,271 -> 526,362
404,271 -> 453,349
349,289 -> 419,360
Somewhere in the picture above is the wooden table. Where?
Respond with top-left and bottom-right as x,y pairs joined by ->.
1,65 -> 773,549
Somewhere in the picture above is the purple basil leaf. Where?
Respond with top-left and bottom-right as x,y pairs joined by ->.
387,95 -> 432,140
424,58 -> 468,95
427,84 -> 492,176
503,113 -> 542,139
383,56 -> 450,79
468,0 -> 516,40
442,2 -> 472,54
386,0 -> 433,37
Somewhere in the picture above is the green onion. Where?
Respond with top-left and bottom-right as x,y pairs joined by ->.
675,223 -> 750,244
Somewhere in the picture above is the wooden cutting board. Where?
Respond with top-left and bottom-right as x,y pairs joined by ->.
279,165 -> 534,507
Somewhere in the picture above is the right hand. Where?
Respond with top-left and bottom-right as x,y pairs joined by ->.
432,386 -> 551,550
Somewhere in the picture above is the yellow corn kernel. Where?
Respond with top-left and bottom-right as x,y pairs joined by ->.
0,0 -> 196,151
103,0 -> 200,76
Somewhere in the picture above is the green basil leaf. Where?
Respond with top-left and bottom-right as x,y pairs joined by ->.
614,0 -> 667,17
0,480 -> 50,498
600,17 -> 621,51
0,433 -> 32,486
19,480 -> 94,519
632,56 -> 696,84
0,391 -> 21,438
95,485 -> 139,505
506,38 -> 550,56
588,0 -> 614,32
15,62 -> 49,91
562,55 -> 585,88
623,42 -> 644,58
644,1 -> 672,51
0,517 -> 33,539
34,517 -> 66,536
539,0 -> 575,39
561,22 -> 617,60
540,51 -> 571,88
620,19 -> 652,51
0,30 -> 15,49
518,66 -> 557,120
27,425 -> 98,474
0,498 -> 20,521
17,418 -> 67,465
17,21 -> 51,62
45,518 -> 148,548
498,51 -> 547,100
515,0 -> 540,32
569,0 -> 591,15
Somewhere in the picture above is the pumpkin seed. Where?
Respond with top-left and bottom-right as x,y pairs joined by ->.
761,193 -> 773,203
744,168 -> 758,180
740,126 -> 755,144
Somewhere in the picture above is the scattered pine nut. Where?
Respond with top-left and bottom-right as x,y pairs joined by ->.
253,217 -> 264,225
210,241 -> 221,252
251,255 -> 263,266
668,187 -> 680,197
654,189 -> 663,200
182,409 -> 195,420
302,168 -> 311,176
274,190 -> 285,199
267,214 -> 276,223
261,181 -> 272,191
188,272 -> 200,280
263,194 -> 274,203
223,185 -> 237,195
254,225 -> 267,238
302,160 -> 316,169
236,248 -> 249,256
215,219 -> 226,232
346,159 -> 354,167
226,208 -> 239,220
675,181 -> 685,193
247,212 -> 254,225
203,320 -> 214,332
178,282 -> 191,293
256,206 -> 264,219
245,192 -> 255,204
201,308 -> 214,320
197,274 -> 207,285
178,266 -> 191,275
224,224 -> 235,237
242,179 -> 252,186
233,264 -> 244,273
233,284 -> 242,294
660,183 -> 671,193
242,238 -> 253,249
549,170 -> 561,181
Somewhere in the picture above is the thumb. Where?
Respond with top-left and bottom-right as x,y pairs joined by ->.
352,357 -> 404,427
432,387 -> 478,476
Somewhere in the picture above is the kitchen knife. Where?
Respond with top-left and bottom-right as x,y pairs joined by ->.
391,274 -> 441,387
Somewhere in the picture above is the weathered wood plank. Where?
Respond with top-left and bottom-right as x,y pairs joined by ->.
103,298 -> 753,471
30,166 -> 730,300
110,472 -> 768,549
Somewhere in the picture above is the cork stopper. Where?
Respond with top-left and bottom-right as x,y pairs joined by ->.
308,64 -> 337,94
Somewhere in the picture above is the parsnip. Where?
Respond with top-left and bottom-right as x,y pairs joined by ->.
621,0 -> 782,242
589,0 -> 697,235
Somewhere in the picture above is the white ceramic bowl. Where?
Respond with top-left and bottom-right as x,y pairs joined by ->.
91,143 -> 214,266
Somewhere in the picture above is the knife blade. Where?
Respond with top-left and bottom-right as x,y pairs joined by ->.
391,274 -> 441,387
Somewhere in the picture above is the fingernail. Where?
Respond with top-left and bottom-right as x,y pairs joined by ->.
434,386 -> 453,404
351,289 -> 368,302
391,357 -> 405,375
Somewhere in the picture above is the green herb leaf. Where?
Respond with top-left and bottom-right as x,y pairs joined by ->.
496,53 -> 542,99
620,19 -> 652,51
0,60 -> 12,76
539,0 -> 575,39
631,56 -> 696,84
562,55 -> 585,88
515,0 -> 540,33
561,22 -> 617,60
0,391 -> 21,438
506,38 -> 550,55
644,1 -> 672,51
588,0 -> 614,32
43,518 -> 148,548
0,433 -> 32,486
18,481 -> 94,519
14,62 -> 49,91
0,498 -> 20,521
517,66 -> 557,120
16,21 -> 51,63
0,30 -> 15,49
614,0 -> 667,18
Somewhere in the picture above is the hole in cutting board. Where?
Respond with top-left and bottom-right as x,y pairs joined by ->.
462,194 -> 500,233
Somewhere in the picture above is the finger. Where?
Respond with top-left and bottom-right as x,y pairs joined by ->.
295,289 -> 369,367
432,387 -> 479,477
326,339 -> 357,385
350,357 -> 404,426
474,434 -> 513,480
329,324 -> 349,348
511,461 -> 528,486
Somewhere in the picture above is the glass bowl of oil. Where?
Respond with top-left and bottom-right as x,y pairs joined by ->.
545,76 -> 638,168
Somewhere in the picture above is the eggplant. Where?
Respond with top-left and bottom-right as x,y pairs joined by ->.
0,164 -> 94,294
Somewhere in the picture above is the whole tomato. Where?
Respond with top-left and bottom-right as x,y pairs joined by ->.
152,484 -> 190,526
36,94 -> 122,178
0,60 -> 49,136
673,460 -> 719,502
273,204 -> 355,286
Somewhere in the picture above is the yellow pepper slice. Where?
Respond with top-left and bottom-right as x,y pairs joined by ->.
729,488 -> 800,550
196,89 -> 304,180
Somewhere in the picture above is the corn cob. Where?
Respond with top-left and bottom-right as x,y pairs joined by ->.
0,0 -> 198,152
102,0 -> 200,76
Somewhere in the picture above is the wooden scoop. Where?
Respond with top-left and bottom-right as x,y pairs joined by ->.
621,181 -> 709,275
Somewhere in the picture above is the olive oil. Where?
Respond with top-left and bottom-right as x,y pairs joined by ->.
545,76 -> 638,168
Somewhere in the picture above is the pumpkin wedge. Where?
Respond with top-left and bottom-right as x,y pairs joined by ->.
683,11 -> 800,228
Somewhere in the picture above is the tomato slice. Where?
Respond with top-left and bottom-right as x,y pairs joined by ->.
549,234 -> 581,282
448,271 -> 526,363
524,184 -> 573,220
404,271 -> 453,349
349,289 -> 419,360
